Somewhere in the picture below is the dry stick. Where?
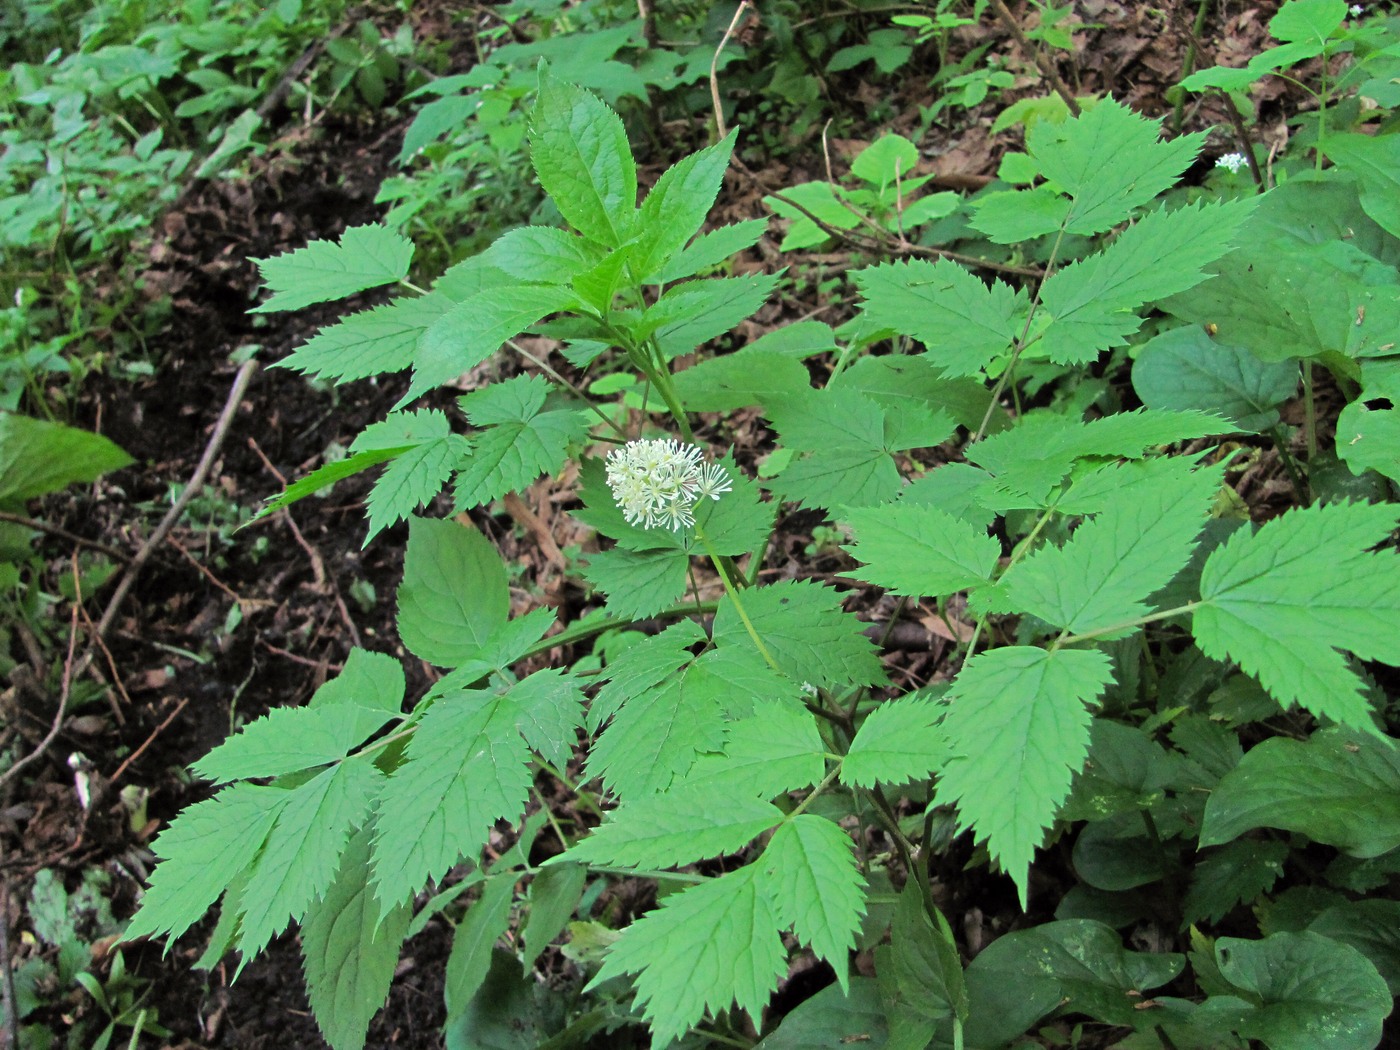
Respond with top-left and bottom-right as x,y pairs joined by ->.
0,593 -> 80,794
106,696 -> 190,787
710,0 -> 751,141
987,0 -> 1081,117
0,877 -> 16,1050
0,510 -> 130,563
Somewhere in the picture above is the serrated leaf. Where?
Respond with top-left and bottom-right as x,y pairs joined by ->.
0,415 -> 133,503
309,649 -> 406,716
192,703 -> 397,783
404,285 -> 576,405
397,517 -> 508,666
854,258 -> 1020,376
647,272 -> 780,359
902,463 -> 997,528
365,429 -> 470,543
998,458 -> 1218,634
1037,199 -> 1257,364
1026,98 -> 1204,236
1183,840 -> 1289,926
529,69 -> 636,247
563,786 -> 783,870
971,185 -> 1071,244
759,816 -> 866,987
672,349 -> 810,412
1132,326 -> 1299,432
453,375 -> 588,509
1199,727 -> 1400,856
521,863 -> 586,970
302,826 -> 412,1050
650,218 -> 769,284
234,758 -> 383,959
582,546 -> 688,621
275,294 -> 454,383
1192,501 -> 1400,730
1216,931 -> 1391,1050
124,783 -> 284,945
678,700 -> 827,798
629,131 -> 736,280
585,651 -> 729,799
939,648 -> 1114,905
589,619 -> 705,731
252,224 -> 413,312
713,579 -> 886,691
372,671 -> 584,913
842,503 -> 999,598
841,697 -> 948,788
480,225 -> 605,284
832,355 -> 1001,434
254,447 -> 406,521
591,866 -> 786,1045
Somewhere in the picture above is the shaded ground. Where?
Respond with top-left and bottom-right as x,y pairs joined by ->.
4,2 -> 1373,1048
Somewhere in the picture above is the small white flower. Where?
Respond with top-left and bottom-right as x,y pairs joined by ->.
606,438 -> 732,532
1216,152 -> 1247,174
1351,4 -> 1364,16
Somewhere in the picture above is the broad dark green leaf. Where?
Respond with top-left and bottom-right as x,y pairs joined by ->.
0,415 -> 132,503
1132,326 -> 1298,431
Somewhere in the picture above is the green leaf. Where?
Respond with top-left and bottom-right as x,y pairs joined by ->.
1163,237 -> 1400,364
585,650 -> 729,799
1269,0 -> 1348,44
521,863 -> 586,970
1322,132 -> 1400,240
1026,98 -> 1204,236
1308,900 -> 1400,994
971,185 -> 1071,243
480,225 -> 604,284
678,700 -> 827,798
713,579 -> 886,691
0,415 -> 132,503
454,375 -> 588,509
310,649 -> 405,716
591,866 -> 787,1045
1192,501 -> 1400,730
765,181 -> 863,250
192,702 -> 397,783
372,671 -> 584,912
252,224 -> 413,313
123,783 -> 284,945
850,134 -> 918,189
302,826 -> 412,1050
1132,326 -> 1298,432
759,816 -> 867,986
1199,727 -> 1400,856
902,464 -> 996,528
647,273 -> 780,360
753,978 -> 888,1049
397,517 -> 508,666
878,881 -> 966,1042
581,546 -> 687,621
1183,840 -> 1290,926
766,387 -> 952,511
563,786 -> 783,869
831,355 -> 1001,433
588,620 -> 705,732
444,875 -> 516,1014
998,458 -> 1219,633
1036,199 -> 1257,364
234,758 -> 383,959
275,294 -> 453,383
842,503 -> 1000,597
405,285 -> 576,404
963,920 -> 1183,1041
361,411 -> 470,542
966,409 -> 1228,506
1216,931 -> 1391,1050
650,218 -> 769,284
529,69 -> 636,247
673,349 -> 811,412
854,258 -> 1020,376
841,697 -> 948,788
254,447 -> 406,521
939,648 -> 1114,905
629,131 -> 736,281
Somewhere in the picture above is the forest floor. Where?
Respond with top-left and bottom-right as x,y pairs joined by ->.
0,2 -> 1342,1048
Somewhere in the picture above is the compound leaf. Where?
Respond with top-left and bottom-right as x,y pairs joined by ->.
842,697 -> 948,788
939,648 -> 1114,905
713,579 -> 886,691
191,703 -> 397,784
759,816 -> 866,989
998,458 -> 1219,633
1192,501 -> 1400,731
252,224 -> 413,313
276,293 -> 454,383
582,546 -> 688,621
842,503 -> 1000,598
454,375 -> 588,509
302,826 -> 412,1050
678,700 -> 827,798
591,866 -> 786,1046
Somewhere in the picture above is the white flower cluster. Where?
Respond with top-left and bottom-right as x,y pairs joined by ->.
1216,152 -> 1247,174
606,438 -> 732,531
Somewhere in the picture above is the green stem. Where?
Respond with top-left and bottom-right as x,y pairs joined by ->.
1053,602 -> 1202,649
1302,362 -> 1319,462
1267,425 -> 1308,504
642,341 -> 695,442
696,521 -> 778,671
518,599 -> 721,660
785,765 -> 843,820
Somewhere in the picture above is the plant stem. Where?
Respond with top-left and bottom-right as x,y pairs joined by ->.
1267,425 -> 1309,504
1302,362 -> 1319,462
786,765 -> 843,820
1053,602 -> 1202,648
696,522 -> 779,672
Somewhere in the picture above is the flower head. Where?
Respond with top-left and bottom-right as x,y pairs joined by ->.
606,438 -> 732,532
1351,4 -> 1364,17
1216,152 -> 1247,174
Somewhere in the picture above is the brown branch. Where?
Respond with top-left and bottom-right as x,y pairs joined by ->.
710,0 -> 751,141
988,0 -> 1081,117
106,697 -> 189,787
0,579 -> 80,794
0,878 -> 17,1050
0,511 -> 130,563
